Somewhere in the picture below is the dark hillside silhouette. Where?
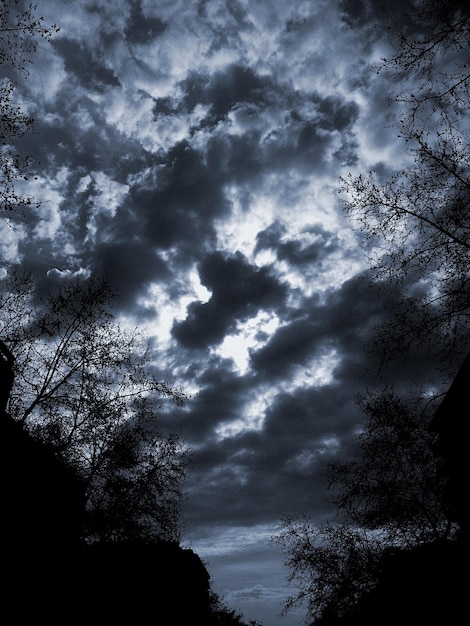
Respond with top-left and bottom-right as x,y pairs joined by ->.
0,341 -> 224,625
316,539 -> 465,626
1,411 -> 87,621
77,540 -> 211,623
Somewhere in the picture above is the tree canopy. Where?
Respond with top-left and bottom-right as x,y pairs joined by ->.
1,271 -> 189,543
274,388 -> 455,624
340,0 -> 470,370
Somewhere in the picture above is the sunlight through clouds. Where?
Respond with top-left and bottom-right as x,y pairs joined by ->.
214,311 -> 280,374
137,267 -> 212,351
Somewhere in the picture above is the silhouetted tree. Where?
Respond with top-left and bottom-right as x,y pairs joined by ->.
326,390 -> 452,545
0,1 -> 58,213
340,0 -> 470,370
83,420 -> 188,543
275,518 -> 383,624
274,388 -> 457,624
0,1 -> 58,73
0,271 -> 189,543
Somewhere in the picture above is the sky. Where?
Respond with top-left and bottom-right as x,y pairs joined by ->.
1,1 -> 459,624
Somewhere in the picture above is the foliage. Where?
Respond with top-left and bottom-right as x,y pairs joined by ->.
0,270 -> 189,543
0,1 -> 59,74
340,0 -> 470,368
275,518 -> 383,624
0,1 -> 59,213
274,387 -> 457,624
326,389 -> 453,545
382,0 -> 470,139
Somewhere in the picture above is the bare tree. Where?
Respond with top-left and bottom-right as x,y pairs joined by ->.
274,517 -> 383,625
0,1 -> 59,213
0,271 -> 189,543
325,389 -> 452,544
340,0 -> 470,370
0,1 -> 58,74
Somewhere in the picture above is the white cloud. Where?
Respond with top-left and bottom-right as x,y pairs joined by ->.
214,383 -> 274,439
183,522 -> 279,557
0,220 -> 27,264
215,311 -> 281,374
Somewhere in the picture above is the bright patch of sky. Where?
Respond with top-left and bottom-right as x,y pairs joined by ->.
285,435 -> 341,474
215,311 -> 280,374
289,348 -> 340,389
215,347 -> 339,439
215,384 -> 273,439
184,522 -> 280,558
136,268 -> 211,347
0,220 -> 27,263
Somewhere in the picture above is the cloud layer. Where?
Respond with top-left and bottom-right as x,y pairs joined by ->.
2,1 -> 453,625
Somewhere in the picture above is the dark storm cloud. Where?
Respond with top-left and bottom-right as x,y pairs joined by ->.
317,96 -> 360,132
19,88 -> 153,184
196,0 -> 253,54
167,359 -> 257,440
92,240 -> 169,315
124,0 -> 167,44
338,0 -> 418,28
250,317 -> 321,379
262,384 -> 358,446
174,270 -> 412,528
181,273 -> 429,530
203,121 -> 328,188
152,63 -> 360,184
172,251 -> 287,349
179,63 -> 272,124
250,274 -> 384,381
204,97 -> 359,183
183,380 -> 363,528
255,221 -> 343,267
51,38 -> 121,91
181,267 -> 458,529
124,142 -> 227,262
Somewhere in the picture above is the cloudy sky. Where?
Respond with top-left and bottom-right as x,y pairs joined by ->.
2,1 -> 455,624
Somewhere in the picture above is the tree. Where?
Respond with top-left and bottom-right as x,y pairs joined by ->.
274,389 -> 456,625
0,1 -> 58,74
339,0 -> 470,369
0,271 -> 189,543
83,420 -> 188,543
326,389 -> 453,545
0,1 -> 59,213
275,518 -> 383,625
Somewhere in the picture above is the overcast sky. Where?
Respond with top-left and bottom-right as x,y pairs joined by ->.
1,1 -> 456,624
